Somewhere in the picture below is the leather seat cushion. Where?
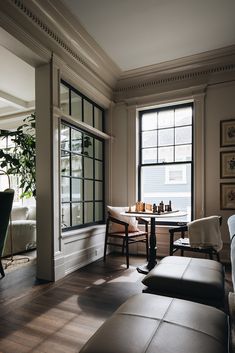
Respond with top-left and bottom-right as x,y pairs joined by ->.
142,256 -> 224,303
79,293 -> 228,353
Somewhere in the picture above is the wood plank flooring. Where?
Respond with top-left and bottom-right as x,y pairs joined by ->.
0,254 -> 147,353
0,254 -> 233,353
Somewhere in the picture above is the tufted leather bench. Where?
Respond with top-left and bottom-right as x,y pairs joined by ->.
142,256 -> 225,307
79,293 -> 229,353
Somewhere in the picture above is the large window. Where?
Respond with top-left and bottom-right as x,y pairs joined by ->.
139,103 -> 193,219
60,82 -> 104,231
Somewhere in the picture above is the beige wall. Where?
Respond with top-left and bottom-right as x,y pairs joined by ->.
205,81 -> 235,260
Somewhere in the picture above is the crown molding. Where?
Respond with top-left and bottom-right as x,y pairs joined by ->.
114,46 -> 235,102
1,0 -> 119,100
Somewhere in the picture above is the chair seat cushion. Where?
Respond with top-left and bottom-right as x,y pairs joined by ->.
79,293 -> 228,353
142,256 -> 224,306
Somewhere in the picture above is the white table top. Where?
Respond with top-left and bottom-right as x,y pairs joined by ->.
121,210 -> 187,218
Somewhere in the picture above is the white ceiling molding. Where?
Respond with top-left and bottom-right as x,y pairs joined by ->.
4,0 -> 120,92
114,48 -> 235,102
0,90 -> 29,109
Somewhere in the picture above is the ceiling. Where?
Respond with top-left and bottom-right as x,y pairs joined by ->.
61,0 -> 235,71
1,0 -> 235,128
0,44 -> 35,128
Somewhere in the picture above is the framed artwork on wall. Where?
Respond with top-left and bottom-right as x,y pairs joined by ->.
220,183 -> 235,210
220,119 -> 235,147
220,151 -> 235,178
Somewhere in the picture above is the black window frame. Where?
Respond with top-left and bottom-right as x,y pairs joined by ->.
60,81 -> 105,232
138,102 -> 194,221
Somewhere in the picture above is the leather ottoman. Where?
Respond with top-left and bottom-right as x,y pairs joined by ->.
142,256 -> 224,307
79,293 -> 228,353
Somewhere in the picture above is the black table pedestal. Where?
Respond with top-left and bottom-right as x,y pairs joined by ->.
137,217 -> 157,274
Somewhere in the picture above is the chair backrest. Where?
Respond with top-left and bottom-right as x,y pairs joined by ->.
228,215 -> 235,290
0,189 -> 14,256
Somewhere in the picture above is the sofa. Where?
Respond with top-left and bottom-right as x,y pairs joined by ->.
3,206 -> 36,256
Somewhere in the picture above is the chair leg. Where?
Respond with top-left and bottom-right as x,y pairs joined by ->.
103,230 -> 109,263
126,238 -> 129,268
0,259 -> 5,278
122,239 -> 125,255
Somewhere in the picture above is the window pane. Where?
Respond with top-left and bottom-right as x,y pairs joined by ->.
60,81 -> 105,229
95,181 -> 103,200
141,164 -> 191,219
71,129 -> 82,153
84,180 -> 93,200
95,160 -> 103,180
61,151 -> 70,175
175,107 -> 192,126
142,131 -> 157,148
175,145 -> 192,161
71,155 -> 82,177
84,157 -> 93,178
158,128 -> 174,146
94,107 -> 103,131
61,177 -> 70,202
158,110 -> 174,128
84,202 -> 93,223
142,113 -> 157,131
71,92 -> 82,122
158,146 -> 174,163
95,202 -> 103,221
61,204 -> 70,228
60,84 -> 69,115
72,203 -> 83,226
142,148 -> 157,164
175,126 -> 192,145
72,178 -> 83,201
61,125 -> 70,150
83,135 -> 93,157
84,99 -> 93,126
95,139 -> 103,160
0,137 -> 6,149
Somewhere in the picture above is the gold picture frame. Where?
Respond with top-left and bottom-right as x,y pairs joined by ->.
220,151 -> 235,178
220,119 -> 235,147
220,183 -> 235,210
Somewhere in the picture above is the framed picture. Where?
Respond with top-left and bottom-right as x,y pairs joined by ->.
220,151 -> 235,178
220,183 -> 235,210
220,119 -> 235,147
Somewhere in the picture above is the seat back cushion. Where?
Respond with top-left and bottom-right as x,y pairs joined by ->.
11,206 -> 28,221
107,206 -> 139,232
27,206 -> 36,220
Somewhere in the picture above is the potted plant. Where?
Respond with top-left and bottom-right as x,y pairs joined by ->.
0,113 -> 36,198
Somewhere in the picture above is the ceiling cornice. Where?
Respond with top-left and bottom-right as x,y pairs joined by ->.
2,0 -> 120,100
114,46 -> 235,102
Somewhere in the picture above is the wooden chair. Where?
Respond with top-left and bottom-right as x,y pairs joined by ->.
169,216 -> 222,261
0,189 -> 14,278
103,212 -> 149,268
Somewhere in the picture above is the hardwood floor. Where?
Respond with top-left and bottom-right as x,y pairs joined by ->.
0,254 -> 147,353
0,254 -> 233,353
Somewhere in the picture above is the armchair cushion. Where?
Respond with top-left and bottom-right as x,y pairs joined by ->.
107,206 -> 139,232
